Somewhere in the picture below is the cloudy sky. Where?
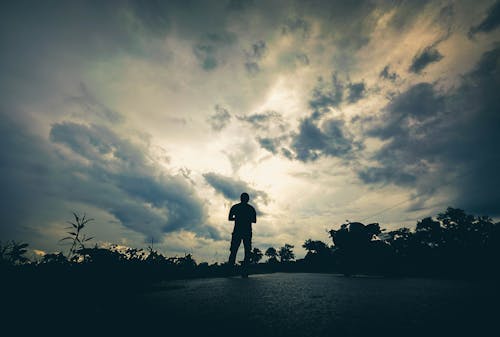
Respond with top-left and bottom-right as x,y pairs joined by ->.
1,0 -> 499,262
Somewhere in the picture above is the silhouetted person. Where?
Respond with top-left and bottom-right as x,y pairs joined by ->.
228,193 -> 256,270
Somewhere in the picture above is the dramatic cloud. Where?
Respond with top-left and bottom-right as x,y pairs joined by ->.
367,82 -> 445,141
208,105 -> 232,131
469,0 -> 500,36
257,73 -> 364,162
360,46 -> 500,215
0,113 -> 64,241
223,141 -> 258,174
308,74 -> 368,111
236,110 -> 284,130
360,82 -> 446,184
379,65 -> 399,82
1,0 -> 499,260
203,172 -> 269,215
290,116 -> 361,162
388,0 -> 432,30
347,82 -> 366,103
193,32 -> 237,71
67,83 -> 124,124
409,46 -> 444,74
282,17 -> 311,39
309,74 -> 344,113
0,111 -> 218,246
50,122 -> 214,239
257,135 -> 288,154
295,53 -> 310,65
245,40 -> 267,74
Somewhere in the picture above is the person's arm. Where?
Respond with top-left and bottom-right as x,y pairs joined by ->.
252,207 -> 256,223
228,205 -> 236,221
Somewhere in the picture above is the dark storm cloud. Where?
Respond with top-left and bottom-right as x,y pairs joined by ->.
282,17 -> 311,39
0,0 -> 289,74
309,74 -> 344,114
358,167 -> 418,186
379,65 -> 399,82
388,0 -> 432,30
281,148 -> 294,159
309,74 -> 367,112
67,83 -> 124,124
360,46 -> 500,215
227,0 -> 254,11
409,46 -> 444,74
469,0 -> 500,37
236,110 -> 283,130
0,1 -> 169,74
0,110 -> 219,242
248,40 -> 267,59
203,173 -> 269,215
319,0 -> 377,47
290,117 -> 361,162
208,105 -> 232,131
257,135 -> 288,154
358,83 -> 444,184
194,32 -> 237,71
347,82 -> 366,103
203,173 -> 266,201
309,0 -> 381,70
295,53 -> 310,65
194,44 -> 218,70
244,62 -> 259,74
245,40 -> 266,74
260,73 -> 365,162
257,137 -> 280,154
291,118 -> 325,162
49,121 -> 217,238
0,113 -> 63,241
368,82 -> 444,141
50,122 -> 141,164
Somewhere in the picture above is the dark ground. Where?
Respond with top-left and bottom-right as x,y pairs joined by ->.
3,273 -> 498,336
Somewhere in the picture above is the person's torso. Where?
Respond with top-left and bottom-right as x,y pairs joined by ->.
232,203 -> 255,232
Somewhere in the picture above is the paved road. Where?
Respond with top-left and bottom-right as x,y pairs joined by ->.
125,273 -> 497,336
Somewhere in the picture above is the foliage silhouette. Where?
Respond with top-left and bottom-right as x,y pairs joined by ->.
59,212 -> 94,260
250,247 -> 263,264
278,244 -> 295,262
2,207 -> 499,284
265,247 -> 279,263
0,241 -> 29,265
2,207 -> 499,336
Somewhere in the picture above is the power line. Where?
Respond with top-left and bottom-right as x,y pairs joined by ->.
360,196 -> 416,222
358,158 -> 495,223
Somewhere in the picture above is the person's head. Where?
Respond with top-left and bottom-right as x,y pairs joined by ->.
240,192 -> 249,203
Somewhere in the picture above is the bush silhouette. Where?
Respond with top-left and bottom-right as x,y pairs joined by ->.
1,207 -> 499,284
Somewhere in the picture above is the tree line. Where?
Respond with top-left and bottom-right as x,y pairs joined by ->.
2,207 -> 499,280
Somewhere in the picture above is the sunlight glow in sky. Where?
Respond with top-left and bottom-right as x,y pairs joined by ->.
1,0 -> 499,262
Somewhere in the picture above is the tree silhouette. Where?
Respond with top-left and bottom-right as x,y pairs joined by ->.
328,222 -> 382,275
40,252 -> 68,265
175,254 -> 197,269
1,206 -> 499,284
0,241 -> 29,265
278,244 -> 295,262
250,248 -> 263,264
415,217 -> 442,248
265,247 -> 278,263
303,239 -> 329,254
386,227 -> 413,255
329,222 -> 381,247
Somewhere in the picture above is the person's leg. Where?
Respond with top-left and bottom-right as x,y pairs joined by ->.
242,233 -> 252,266
228,233 -> 242,265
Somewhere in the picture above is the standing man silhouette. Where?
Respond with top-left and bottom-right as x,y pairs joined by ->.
228,192 -> 256,272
